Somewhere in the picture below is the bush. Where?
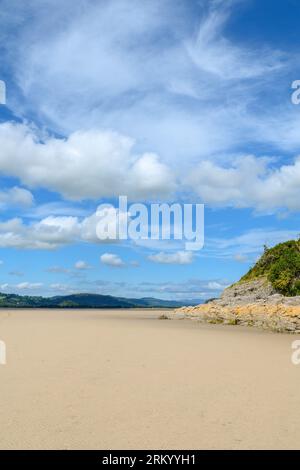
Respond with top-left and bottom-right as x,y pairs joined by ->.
241,239 -> 300,296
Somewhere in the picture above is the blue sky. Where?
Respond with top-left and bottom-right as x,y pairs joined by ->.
1,0 -> 300,300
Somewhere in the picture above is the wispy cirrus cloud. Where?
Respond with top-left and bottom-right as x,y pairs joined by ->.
187,0 -> 286,80
206,228 -> 300,261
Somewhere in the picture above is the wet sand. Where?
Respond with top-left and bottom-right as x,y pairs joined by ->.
0,308 -> 300,450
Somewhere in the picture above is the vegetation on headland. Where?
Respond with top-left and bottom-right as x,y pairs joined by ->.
240,239 -> 300,296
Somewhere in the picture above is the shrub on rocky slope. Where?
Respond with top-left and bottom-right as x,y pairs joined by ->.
240,240 -> 300,296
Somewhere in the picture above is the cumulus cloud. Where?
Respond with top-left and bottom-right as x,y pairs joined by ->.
0,200 -> 135,249
74,260 -> 91,270
0,123 -> 175,201
0,207 -> 121,249
0,281 -> 46,295
2,155 -> 300,252
0,186 -> 34,208
100,253 -> 125,267
148,250 -> 194,265
186,155 -> 300,212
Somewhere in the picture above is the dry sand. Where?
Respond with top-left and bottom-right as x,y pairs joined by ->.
0,308 -> 300,450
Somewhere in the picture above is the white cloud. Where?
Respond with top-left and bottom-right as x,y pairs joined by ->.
74,260 -> 91,270
100,253 -> 125,267
148,250 -> 194,265
187,0 -> 285,80
0,201 -> 134,249
16,282 -> 43,290
0,123 -> 175,201
186,154 -> 300,212
0,186 -> 34,208
24,201 -> 89,219
0,207 -> 117,249
1,151 -> 300,253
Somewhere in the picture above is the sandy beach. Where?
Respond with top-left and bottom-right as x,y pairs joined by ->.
0,308 -> 300,450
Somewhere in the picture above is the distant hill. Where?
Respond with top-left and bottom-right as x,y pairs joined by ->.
240,239 -> 300,296
0,292 -> 191,308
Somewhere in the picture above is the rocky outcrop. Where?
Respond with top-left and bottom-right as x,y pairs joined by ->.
170,238 -> 300,332
216,278 -> 300,306
172,303 -> 300,333
171,278 -> 300,333
217,278 -> 276,305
